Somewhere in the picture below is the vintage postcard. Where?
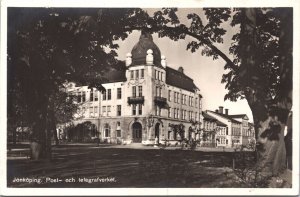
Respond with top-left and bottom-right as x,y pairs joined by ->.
1,0 -> 299,196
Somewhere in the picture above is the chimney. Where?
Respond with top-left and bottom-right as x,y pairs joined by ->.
219,106 -> 224,114
215,109 -> 219,113
225,109 -> 229,115
178,66 -> 184,73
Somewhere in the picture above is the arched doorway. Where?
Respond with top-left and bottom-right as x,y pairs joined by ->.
155,123 -> 160,144
132,122 -> 142,143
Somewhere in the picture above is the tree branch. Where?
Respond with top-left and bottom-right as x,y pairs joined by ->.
122,25 -> 238,72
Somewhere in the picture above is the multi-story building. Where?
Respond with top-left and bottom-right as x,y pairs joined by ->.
215,120 -> 228,147
206,106 -> 255,148
65,31 -> 203,145
201,112 -> 217,147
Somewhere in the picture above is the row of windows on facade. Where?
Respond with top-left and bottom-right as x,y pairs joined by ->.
102,122 -> 186,141
217,138 -> 229,145
232,127 -> 242,136
81,106 -> 99,118
75,88 -> 121,103
242,129 -> 254,137
130,69 -> 165,82
103,88 -> 122,100
76,89 -> 99,103
167,107 -> 200,121
168,90 -> 200,108
103,122 -> 121,138
130,69 -> 145,80
102,104 -> 143,116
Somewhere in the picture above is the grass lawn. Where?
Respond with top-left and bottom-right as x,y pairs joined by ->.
7,144 -> 248,188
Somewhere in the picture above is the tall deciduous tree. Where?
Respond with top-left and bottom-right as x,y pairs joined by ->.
7,8 -> 147,159
138,8 -> 292,177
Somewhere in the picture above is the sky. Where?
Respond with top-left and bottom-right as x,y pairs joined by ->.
115,8 -> 253,122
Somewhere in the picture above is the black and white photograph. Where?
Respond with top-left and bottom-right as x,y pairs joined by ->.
1,0 -> 299,196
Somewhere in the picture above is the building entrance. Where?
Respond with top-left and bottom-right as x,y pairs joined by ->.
132,122 -> 142,143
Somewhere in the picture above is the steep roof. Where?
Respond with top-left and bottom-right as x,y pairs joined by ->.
216,120 -> 227,127
202,112 -> 217,122
206,110 -> 241,124
131,31 -> 162,67
229,114 -> 249,120
166,66 -> 199,92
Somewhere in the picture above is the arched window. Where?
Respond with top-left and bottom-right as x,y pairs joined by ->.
104,123 -> 111,137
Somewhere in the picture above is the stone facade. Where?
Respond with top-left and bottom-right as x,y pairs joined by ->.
65,32 -> 203,145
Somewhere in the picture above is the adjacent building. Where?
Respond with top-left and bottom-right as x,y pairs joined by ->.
206,106 -> 255,148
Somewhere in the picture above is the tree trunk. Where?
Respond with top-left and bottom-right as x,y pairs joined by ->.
240,8 -> 292,180
255,113 -> 287,177
29,100 -> 53,160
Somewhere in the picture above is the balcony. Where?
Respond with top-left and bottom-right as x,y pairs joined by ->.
154,96 -> 168,108
127,96 -> 144,105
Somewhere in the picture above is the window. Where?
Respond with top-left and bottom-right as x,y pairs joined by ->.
116,122 -> 121,137
104,123 -> 110,137
130,70 -> 134,79
174,92 -> 177,103
184,95 -> 187,105
159,87 -> 162,97
103,90 -> 106,100
82,92 -> 86,102
107,89 -> 111,100
155,70 -> 157,79
168,90 -> 171,101
161,72 -> 163,81
155,106 -> 161,116
132,86 -> 136,97
107,105 -> 111,112
195,98 -> 198,107
94,91 -> 98,101
138,86 -> 143,97
183,110 -> 186,120
141,69 -> 144,78
174,108 -> 177,119
102,106 -> 106,113
195,112 -> 197,121
117,105 -> 121,116
177,109 -> 179,119
132,104 -> 137,115
90,106 -> 93,117
177,93 -> 179,103
138,104 -> 142,115
94,106 -> 98,117
168,108 -> 171,118
181,94 -> 183,104
157,71 -> 160,80
156,86 -> 159,97
90,89 -> 94,101
136,70 -> 139,79
191,97 -> 193,107
117,88 -> 122,99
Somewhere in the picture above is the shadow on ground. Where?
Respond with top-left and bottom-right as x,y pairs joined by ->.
7,144 -> 248,188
